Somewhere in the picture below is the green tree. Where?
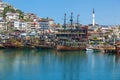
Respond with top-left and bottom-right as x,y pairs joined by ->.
93,36 -> 98,40
97,28 -> 102,32
118,25 -> 120,30
3,6 -> 24,20
3,6 -> 11,19
3,6 -> 17,19
16,9 -> 24,19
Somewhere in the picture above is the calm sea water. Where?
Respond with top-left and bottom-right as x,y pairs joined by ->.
0,49 -> 120,80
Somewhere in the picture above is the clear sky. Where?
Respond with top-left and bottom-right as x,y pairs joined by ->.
3,0 -> 120,25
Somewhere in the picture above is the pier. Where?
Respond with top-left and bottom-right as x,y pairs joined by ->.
116,46 -> 120,54
87,45 -> 116,53
115,42 -> 120,54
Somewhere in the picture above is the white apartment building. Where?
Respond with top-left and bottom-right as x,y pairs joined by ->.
0,20 -> 4,29
0,14 -> 3,20
6,12 -> 19,21
39,19 -> 54,30
14,21 -> 27,30
111,26 -> 120,39
0,2 -> 13,13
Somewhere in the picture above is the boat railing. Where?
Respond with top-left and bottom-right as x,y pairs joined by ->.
57,41 -> 86,47
87,44 -> 115,49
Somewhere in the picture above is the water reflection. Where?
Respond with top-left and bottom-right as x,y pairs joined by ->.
55,51 -> 87,80
0,49 -> 120,80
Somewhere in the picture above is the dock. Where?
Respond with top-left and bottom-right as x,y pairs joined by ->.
87,45 -> 116,53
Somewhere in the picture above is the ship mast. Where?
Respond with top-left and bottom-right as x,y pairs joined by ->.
77,14 -> 80,28
63,13 -> 66,29
70,12 -> 73,27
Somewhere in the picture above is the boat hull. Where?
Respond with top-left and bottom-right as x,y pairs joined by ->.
86,48 -> 93,51
35,45 -> 54,49
56,45 -> 86,51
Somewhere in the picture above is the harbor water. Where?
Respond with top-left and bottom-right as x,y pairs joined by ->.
0,49 -> 120,80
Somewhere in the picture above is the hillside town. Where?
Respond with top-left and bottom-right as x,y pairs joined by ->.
0,1 -> 120,54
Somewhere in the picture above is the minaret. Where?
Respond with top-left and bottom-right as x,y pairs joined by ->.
92,9 -> 95,26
